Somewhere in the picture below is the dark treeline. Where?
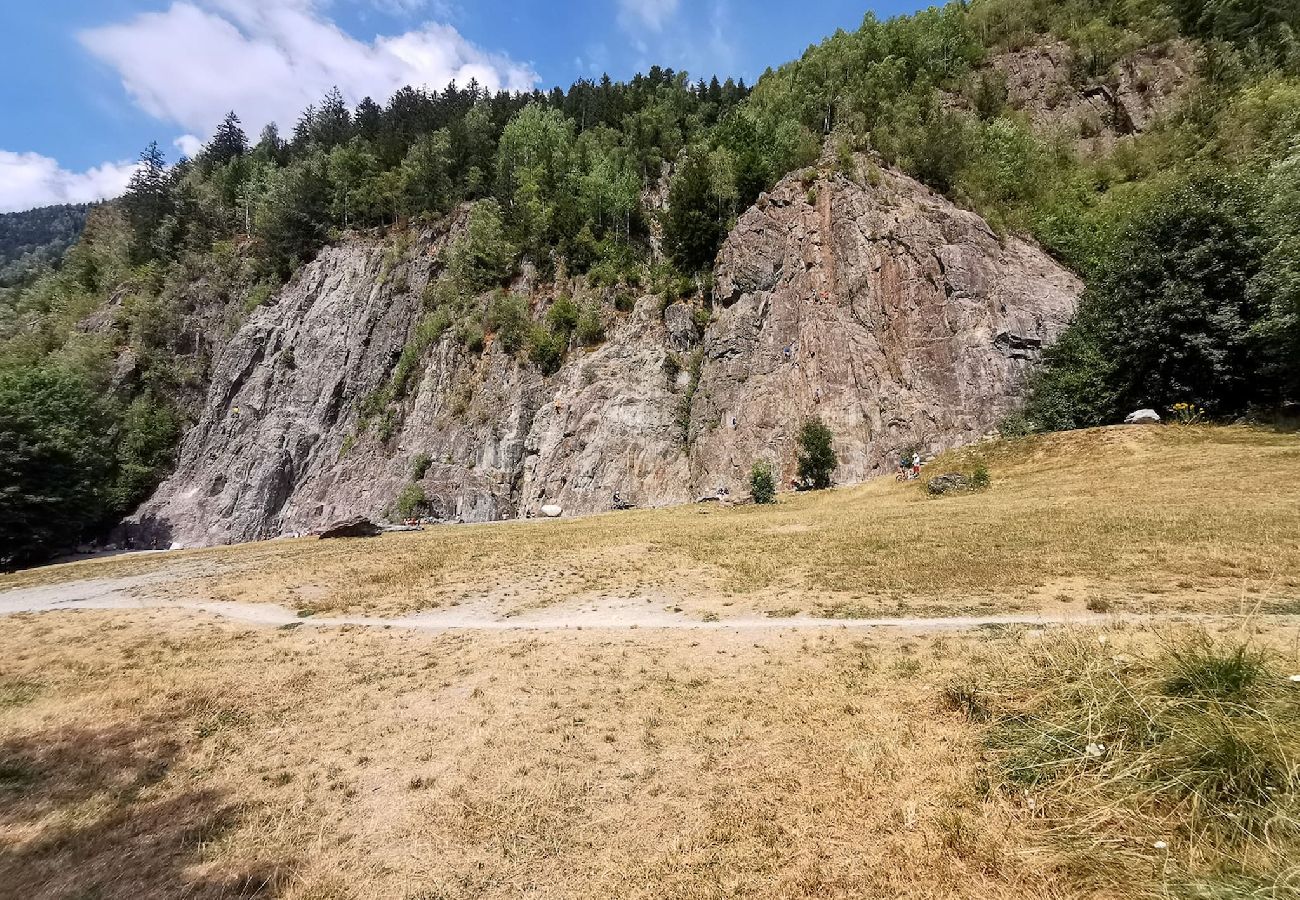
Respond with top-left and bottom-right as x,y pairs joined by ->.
121,68 -> 759,280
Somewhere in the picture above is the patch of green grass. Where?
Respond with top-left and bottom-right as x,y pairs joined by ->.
0,677 -> 41,708
1164,638 -> 1268,701
764,606 -> 802,619
957,629 -> 1300,895
817,602 -> 875,620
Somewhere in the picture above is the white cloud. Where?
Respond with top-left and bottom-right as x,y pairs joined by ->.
78,0 -> 539,144
174,134 -> 206,159
0,151 -> 137,214
617,0 -> 680,32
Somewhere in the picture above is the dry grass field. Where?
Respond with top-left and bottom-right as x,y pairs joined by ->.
2,425 -> 1299,899
2,614 -> 1296,900
4,425 -> 1298,621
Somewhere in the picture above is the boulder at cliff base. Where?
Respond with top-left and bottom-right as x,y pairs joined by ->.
318,517 -> 383,539
1124,409 -> 1162,425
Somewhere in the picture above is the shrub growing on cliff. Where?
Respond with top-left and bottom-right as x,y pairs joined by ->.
449,200 -> 515,292
394,483 -> 428,519
486,292 -> 530,353
528,327 -> 566,375
749,461 -> 776,504
409,452 -> 432,479
546,295 -> 580,337
575,301 -> 605,347
796,417 -> 837,490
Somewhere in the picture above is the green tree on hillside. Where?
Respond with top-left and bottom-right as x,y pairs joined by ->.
1250,151 -> 1300,400
122,142 -> 172,262
399,130 -> 453,218
796,418 -> 838,490
1026,174 -> 1272,426
206,111 -> 248,166
495,104 -> 575,258
662,148 -> 726,272
0,367 -> 114,566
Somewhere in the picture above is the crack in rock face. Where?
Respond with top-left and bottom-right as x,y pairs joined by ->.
126,157 -> 1080,549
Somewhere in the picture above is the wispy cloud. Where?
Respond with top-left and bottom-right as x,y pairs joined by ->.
617,0 -> 680,33
0,151 -> 136,213
617,0 -> 737,81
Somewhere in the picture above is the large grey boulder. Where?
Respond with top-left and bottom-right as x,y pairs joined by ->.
927,474 -> 973,496
1124,409 -> 1162,425
318,517 -> 382,539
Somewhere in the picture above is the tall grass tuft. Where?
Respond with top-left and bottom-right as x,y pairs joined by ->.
949,628 -> 1300,897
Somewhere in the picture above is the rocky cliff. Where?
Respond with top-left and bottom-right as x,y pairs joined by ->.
128,156 -> 1080,548
943,39 -> 1198,154
990,40 -> 1197,152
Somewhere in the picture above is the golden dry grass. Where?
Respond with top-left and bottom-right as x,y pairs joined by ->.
5,425 -> 1296,620
3,612 -> 1294,899
0,610 -> 1156,900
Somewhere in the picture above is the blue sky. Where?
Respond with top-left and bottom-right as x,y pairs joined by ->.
0,0 -> 924,212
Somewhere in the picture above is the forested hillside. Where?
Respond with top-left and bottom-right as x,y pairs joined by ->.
0,203 -> 91,287
2,0 -> 1298,565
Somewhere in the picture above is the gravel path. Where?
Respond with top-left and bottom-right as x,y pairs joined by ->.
0,572 -> 1205,633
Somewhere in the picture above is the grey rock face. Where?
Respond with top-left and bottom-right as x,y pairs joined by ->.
694,161 -> 1079,493
128,158 -> 1080,548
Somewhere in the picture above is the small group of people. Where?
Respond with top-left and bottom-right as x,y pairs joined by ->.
896,453 -> 923,481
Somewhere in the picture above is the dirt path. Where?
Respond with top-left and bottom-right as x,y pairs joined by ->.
0,571 -> 1245,633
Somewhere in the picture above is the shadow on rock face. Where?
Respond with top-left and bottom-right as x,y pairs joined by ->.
0,721 -> 295,899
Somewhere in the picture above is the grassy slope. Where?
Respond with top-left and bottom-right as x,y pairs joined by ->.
5,425 -> 1299,619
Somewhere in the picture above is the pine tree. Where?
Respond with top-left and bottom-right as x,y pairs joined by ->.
355,97 -> 383,141
206,111 -> 247,165
662,147 -> 725,272
255,123 -> 286,165
314,87 -> 352,148
122,142 -> 171,261
292,105 -> 317,148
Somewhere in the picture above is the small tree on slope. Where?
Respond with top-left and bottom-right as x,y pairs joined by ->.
796,417 -> 837,490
